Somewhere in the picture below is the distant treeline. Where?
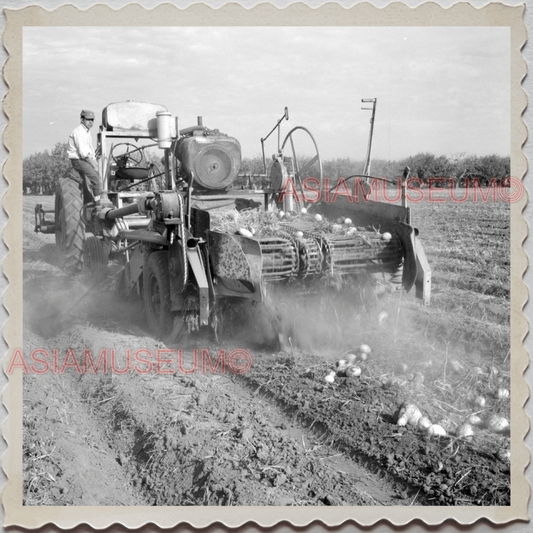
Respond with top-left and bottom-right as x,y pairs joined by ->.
23,143 -> 79,195
23,143 -> 510,194
239,152 -> 511,188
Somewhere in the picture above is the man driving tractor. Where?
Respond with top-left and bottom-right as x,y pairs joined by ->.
67,109 -> 101,205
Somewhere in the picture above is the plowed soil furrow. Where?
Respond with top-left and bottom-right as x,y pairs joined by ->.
234,351 -> 510,505
22,195 -> 511,507
23,316 -> 413,506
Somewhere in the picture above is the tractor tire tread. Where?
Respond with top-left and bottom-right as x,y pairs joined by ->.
55,178 -> 85,274
144,251 -> 174,339
83,236 -> 107,287
144,251 -> 188,344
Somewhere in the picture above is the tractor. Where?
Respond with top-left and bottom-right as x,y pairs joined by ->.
34,100 -> 431,342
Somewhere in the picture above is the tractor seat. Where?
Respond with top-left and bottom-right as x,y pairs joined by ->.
114,167 -> 149,182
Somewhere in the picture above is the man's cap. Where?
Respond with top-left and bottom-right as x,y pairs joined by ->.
80,109 -> 95,119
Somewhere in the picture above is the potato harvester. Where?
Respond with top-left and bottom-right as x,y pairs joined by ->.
34,101 -> 431,341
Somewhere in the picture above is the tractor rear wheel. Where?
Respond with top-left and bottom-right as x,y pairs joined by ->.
144,251 -> 186,343
55,178 -> 85,273
83,236 -> 108,287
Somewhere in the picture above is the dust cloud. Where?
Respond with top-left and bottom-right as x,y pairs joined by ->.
216,274 -> 404,358
24,267 -> 146,341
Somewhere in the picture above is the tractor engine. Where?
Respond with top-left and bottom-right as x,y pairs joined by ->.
173,127 -> 241,190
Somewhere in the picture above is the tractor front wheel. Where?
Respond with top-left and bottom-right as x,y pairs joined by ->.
55,178 -> 85,273
144,251 -> 186,343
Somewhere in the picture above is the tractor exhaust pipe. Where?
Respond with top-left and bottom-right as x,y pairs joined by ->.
187,238 -> 199,250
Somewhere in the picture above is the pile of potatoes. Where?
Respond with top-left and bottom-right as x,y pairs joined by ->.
324,345 -> 372,384
395,402 -> 510,440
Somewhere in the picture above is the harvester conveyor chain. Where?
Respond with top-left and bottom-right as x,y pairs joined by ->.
256,236 -> 300,280
257,225 -> 403,280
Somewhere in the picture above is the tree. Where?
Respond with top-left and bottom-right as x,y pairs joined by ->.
23,142 -> 79,194
450,153 -> 510,187
399,153 -> 455,187
476,154 -> 510,183
23,153 -> 43,194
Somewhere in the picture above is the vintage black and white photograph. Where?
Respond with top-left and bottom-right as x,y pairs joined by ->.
3,1 -> 528,528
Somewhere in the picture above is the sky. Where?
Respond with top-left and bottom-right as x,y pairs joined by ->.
23,26 -> 510,161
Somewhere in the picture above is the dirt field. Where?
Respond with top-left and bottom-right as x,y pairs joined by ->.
22,190 -> 511,506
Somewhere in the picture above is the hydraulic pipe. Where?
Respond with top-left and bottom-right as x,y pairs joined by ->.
118,229 -> 168,245
105,202 -> 141,220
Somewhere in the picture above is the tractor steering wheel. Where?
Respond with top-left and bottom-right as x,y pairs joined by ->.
111,143 -> 144,167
